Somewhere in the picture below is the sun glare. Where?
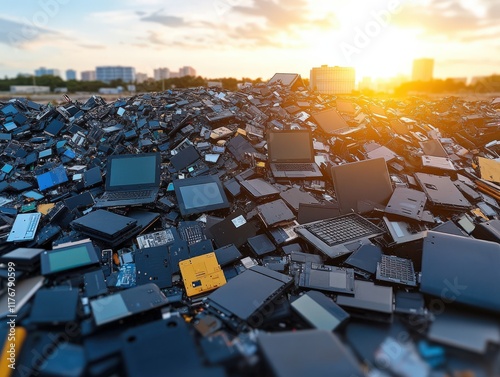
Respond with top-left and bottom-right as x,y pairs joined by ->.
302,0 -> 425,81
303,22 -> 422,81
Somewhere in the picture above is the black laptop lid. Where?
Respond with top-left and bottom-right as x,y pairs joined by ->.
267,130 -> 314,163
71,210 -> 137,239
331,158 -> 393,215
421,231 -> 500,313
105,152 -> 160,191
312,108 -> 349,134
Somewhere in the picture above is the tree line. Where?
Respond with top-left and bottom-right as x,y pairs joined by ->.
0,75 -> 264,93
1,73 -> 499,95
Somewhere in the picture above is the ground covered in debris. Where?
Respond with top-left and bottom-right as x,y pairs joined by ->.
1,83 -> 500,377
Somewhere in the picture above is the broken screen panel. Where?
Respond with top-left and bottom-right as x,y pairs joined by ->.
174,175 -> 229,217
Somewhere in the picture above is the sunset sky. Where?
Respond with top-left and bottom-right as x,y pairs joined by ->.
0,0 -> 498,81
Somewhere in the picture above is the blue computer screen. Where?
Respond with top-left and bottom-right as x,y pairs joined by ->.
179,182 -> 224,210
109,155 -> 157,187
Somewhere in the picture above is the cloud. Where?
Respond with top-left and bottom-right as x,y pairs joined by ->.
0,17 -> 56,48
140,10 -> 187,27
78,43 -> 106,50
232,0 -> 338,30
145,30 -> 168,46
233,0 -> 310,28
228,0 -> 338,47
226,23 -> 287,48
131,1 -> 337,50
393,0 -> 500,42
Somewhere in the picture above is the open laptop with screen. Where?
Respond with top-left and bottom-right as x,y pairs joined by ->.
95,152 -> 161,208
267,130 -> 323,179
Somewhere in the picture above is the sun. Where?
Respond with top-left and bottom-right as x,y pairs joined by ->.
351,27 -> 423,79
302,0 -> 423,81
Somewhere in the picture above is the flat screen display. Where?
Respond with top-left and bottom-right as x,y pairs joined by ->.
41,242 -> 98,275
179,183 -> 225,210
48,245 -> 92,273
109,154 -> 157,187
268,132 -> 312,162
174,176 -> 229,216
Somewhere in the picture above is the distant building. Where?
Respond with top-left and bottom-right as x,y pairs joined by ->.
35,67 -> 61,77
207,81 -> 223,88
179,66 -> 196,77
153,66 -> 197,80
469,76 -> 489,86
359,77 -> 373,91
66,69 -> 77,81
412,58 -> 434,82
309,65 -> 355,94
98,87 -> 124,95
448,77 -> 467,85
154,68 -> 170,81
96,66 -> 136,84
373,74 -> 410,93
268,73 -> 305,91
135,73 -> 149,84
81,71 -> 96,81
10,85 -> 50,94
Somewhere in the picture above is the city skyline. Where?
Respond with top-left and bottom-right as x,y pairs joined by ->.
0,0 -> 498,81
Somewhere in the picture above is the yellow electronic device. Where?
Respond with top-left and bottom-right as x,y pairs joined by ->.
179,252 -> 226,297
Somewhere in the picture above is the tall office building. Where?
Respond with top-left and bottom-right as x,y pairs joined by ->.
135,73 -> 149,84
81,71 -> 97,82
412,58 -> 434,82
179,66 -> 196,77
310,65 -> 355,94
154,68 -> 170,81
66,69 -> 77,81
35,67 -> 61,77
95,66 -> 136,83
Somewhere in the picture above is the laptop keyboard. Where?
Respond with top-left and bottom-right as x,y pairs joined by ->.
104,190 -> 153,201
376,255 -> 417,286
25,213 -> 40,238
303,214 -> 382,246
275,163 -> 315,172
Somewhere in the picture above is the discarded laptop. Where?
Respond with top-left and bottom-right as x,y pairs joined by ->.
267,130 -> 323,179
7,212 -> 42,242
295,213 -> 385,259
331,158 -> 393,214
95,152 -> 161,208
206,266 -> 293,326
312,108 -> 364,136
